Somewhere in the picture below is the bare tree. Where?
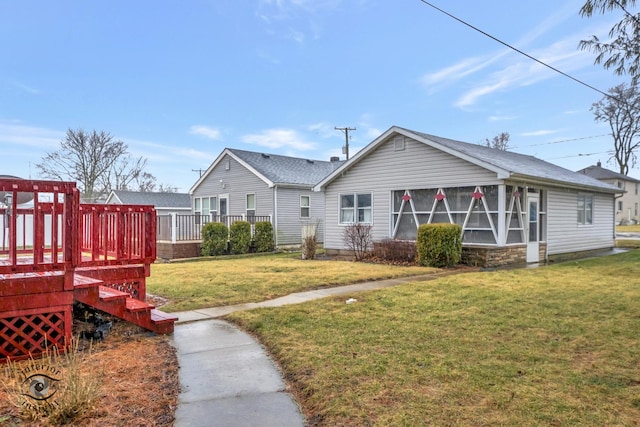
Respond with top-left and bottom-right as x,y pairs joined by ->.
579,0 -> 640,82
36,128 -> 155,201
484,132 -> 511,151
592,83 -> 640,174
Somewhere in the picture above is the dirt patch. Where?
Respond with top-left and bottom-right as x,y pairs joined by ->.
0,316 -> 179,426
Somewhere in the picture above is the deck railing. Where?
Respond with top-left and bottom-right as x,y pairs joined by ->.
0,178 -> 157,272
157,213 -> 272,242
0,179 -> 77,274
78,204 -> 156,266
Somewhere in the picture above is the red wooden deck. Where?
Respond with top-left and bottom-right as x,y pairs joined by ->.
0,178 -> 176,362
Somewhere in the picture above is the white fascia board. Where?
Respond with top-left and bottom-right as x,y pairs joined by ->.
189,148 -> 275,193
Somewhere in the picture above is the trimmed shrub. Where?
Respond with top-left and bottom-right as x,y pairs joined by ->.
373,239 -> 416,263
229,220 -> 252,254
201,222 -> 228,256
416,223 -> 462,267
253,221 -> 275,253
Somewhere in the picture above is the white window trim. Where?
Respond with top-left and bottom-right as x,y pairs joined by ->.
338,192 -> 373,225
577,193 -> 593,226
300,195 -> 311,219
246,193 -> 256,216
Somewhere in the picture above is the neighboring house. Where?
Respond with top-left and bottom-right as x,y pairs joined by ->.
190,148 -> 344,246
314,126 -> 621,267
105,190 -> 191,216
577,162 -> 640,224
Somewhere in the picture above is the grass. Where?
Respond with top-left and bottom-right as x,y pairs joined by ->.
228,250 -> 640,426
617,224 -> 640,232
147,253 -> 433,312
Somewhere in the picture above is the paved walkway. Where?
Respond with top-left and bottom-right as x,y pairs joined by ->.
170,271 -> 464,427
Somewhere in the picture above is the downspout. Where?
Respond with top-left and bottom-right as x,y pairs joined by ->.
274,185 -> 278,247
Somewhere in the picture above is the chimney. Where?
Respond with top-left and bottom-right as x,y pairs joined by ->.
597,161 -> 602,167
330,156 -> 340,162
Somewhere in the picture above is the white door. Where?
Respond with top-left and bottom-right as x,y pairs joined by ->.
526,194 -> 539,263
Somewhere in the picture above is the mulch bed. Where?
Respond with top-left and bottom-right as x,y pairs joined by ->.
0,312 -> 179,426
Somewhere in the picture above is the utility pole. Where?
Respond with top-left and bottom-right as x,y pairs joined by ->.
192,169 -> 205,177
335,126 -> 356,160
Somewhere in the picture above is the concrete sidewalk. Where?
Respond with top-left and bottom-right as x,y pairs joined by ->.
172,272 -> 454,324
172,319 -> 305,427
171,271 -> 468,427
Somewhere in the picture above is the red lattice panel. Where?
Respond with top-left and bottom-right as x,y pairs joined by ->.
104,279 -> 144,300
0,306 -> 71,361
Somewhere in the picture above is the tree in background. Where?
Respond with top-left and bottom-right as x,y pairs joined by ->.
579,0 -> 640,82
485,132 -> 511,151
36,128 -> 175,201
591,83 -> 640,175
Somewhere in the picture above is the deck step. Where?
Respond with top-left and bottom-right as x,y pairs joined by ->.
74,274 -> 104,288
150,309 -> 178,324
98,286 -> 129,302
126,298 -> 154,312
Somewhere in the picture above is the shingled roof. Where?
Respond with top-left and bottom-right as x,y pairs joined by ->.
316,126 -> 621,193
227,148 -> 343,186
106,190 -> 191,208
577,162 -> 640,183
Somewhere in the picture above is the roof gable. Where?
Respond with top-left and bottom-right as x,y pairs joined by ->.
315,126 -> 620,193
577,164 -> 640,183
191,148 -> 344,192
106,191 -> 191,208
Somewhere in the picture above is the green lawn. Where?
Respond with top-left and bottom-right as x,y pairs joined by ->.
228,250 -> 640,426
147,253 -> 434,312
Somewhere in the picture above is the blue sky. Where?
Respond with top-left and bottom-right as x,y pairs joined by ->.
0,0 -> 634,192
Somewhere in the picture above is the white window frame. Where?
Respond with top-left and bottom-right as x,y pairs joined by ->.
577,194 -> 593,226
339,192 -> 373,225
209,196 -> 218,219
246,193 -> 256,217
300,195 -> 310,219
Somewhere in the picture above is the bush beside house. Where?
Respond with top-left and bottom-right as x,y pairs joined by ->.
416,223 -> 462,267
229,221 -> 252,254
201,222 -> 229,256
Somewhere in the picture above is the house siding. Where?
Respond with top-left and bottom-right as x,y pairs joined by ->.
324,136 -> 501,250
546,188 -> 614,255
192,154 -> 273,217
275,188 -> 326,246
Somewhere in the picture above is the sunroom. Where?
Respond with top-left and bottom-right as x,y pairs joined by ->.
390,184 -> 545,265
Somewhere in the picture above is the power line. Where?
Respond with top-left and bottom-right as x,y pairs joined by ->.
417,0 -> 612,99
546,150 -> 612,160
528,133 -> 611,147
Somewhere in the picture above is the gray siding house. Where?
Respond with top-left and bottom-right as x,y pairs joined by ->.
578,162 -> 640,224
190,148 -> 343,246
314,126 -> 621,266
105,190 -> 191,215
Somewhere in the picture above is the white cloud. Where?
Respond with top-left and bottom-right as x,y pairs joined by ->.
12,82 -> 39,94
489,115 -> 517,122
189,125 -> 222,140
422,2 -> 616,108
242,128 -> 317,151
521,129 -> 559,137
0,123 -> 62,148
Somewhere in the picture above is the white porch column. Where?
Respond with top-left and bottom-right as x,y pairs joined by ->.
171,212 -> 177,243
498,184 -> 506,246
